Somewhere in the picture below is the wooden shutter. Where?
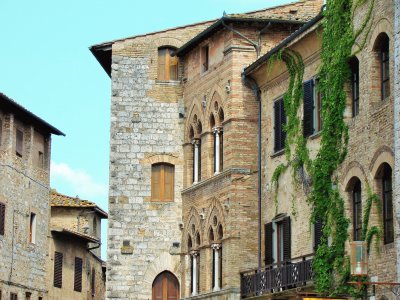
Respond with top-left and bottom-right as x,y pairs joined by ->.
158,48 -> 167,80
313,217 -> 323,252
0,202 -> 5,236
152,164 -> 161,201
16,129 -> 23,157
53,252 -> 63,288
282,216 -> 291,261
169,50 -> 178,81
163,164 -> 174,201
274,99 -> 286,152
74,257 -> 83,292
265,222 -> 273,265
303,80 -> 314,137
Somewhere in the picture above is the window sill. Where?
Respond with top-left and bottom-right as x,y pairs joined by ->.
155,80 -> 180,86
308,131 -> 321,140
271,149 -> 285,158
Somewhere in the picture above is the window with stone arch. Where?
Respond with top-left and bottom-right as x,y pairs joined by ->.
187,221 -> 200,296
190,115 -> 203,184
375,163 -> 393,244
349,56 -> 360,117
347,177 -> 362,241
372,33 -> 390,100
210,101 -> 224,175
208,213 -> 223,291
152,271 -> 180,300
151,163 -> 174,202
157,46 -> 179,81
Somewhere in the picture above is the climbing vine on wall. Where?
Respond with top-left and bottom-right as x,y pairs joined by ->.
269,0 -> 378,295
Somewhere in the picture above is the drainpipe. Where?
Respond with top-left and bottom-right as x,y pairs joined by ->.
243,74 -> 262,269
222,20 -> 260,57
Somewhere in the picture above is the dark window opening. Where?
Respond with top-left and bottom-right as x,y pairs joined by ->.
274,98 -> 286,152
349,57 -> 360,117
353,179 -> 362,241
382,164 -> 393,244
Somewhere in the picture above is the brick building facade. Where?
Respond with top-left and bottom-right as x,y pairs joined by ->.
243,0 -> 397,298
0,93 -> 64,300
48,191 -> 108,300
91,1 -> 323,299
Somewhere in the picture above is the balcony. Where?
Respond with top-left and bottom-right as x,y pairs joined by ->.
240,254 -> 314,298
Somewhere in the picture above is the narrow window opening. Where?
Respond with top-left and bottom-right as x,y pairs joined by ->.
0,202 -> 5,236
74,257 -> 83,292
352,179 -> 362,241
16,129 -> 23,157
53,251 -> 63,288
349,57 -> 360,117
201,45 -> 209,72
29,213 -> 36,244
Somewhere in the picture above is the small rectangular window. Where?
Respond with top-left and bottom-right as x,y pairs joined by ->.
25,292 -> 31,300
303,79 -> 322,137
158,47 -> 178,81
0,202 -> 5,236
38,151 -> 44,168
274,98 -> 286,152
74,257 -> 83,292
53,252 -> 63,288
201,45 -> 209,72
151,163 -> 175,202
10,293 -> 17,300
29,213 -> 36,244
91,268 -> 96,298
16,129 -> 23,157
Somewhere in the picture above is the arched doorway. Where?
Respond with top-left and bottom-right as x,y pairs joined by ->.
152,271 -> 180,300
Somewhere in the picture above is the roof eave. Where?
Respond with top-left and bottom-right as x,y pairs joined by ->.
90,43 -> 112,78
243,13 -> 324,76
175,17 -> 306,58
0,93 -> 65,136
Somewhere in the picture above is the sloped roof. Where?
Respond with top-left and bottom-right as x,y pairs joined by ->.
51,190 -> 108,218
51,228 -> 101,244
0,93 -> 65,136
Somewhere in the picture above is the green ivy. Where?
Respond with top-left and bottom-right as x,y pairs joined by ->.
268,0 -> 378,296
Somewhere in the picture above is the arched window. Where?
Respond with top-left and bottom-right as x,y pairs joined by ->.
191,118 -> 202,184
374,33 -> 390,100
158,47 -> 179,81
381,164 -> 393,244
151,163 -> 174,202
152,271 -> 180,300
349,57 -> 360,117
352,179 -> 362,241
211,108 -> 224,175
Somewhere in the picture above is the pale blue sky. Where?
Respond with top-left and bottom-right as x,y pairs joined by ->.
0,0 -> 294,259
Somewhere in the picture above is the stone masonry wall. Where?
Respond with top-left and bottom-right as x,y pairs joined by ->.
0,112 -> 51,299
107,22 -> 212,300
394,0 -> 400,284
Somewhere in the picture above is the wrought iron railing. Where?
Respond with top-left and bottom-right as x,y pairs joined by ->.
240,254 -> 314,298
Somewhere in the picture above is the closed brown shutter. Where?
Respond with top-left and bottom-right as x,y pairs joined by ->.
74,257 -> 83,292
164,164 -> 174,201
158,49 -> 167,80
303,80 -> 314,137
274,99 -> 286,152
169,52 -> 178,81
265,222 -> 273,265
16,129 -> 23,157
313,217 -> 323,252
152,164 -> 161,201
0,202 -> 5,236
282,216 -> 291,261
53,252 -> 63,288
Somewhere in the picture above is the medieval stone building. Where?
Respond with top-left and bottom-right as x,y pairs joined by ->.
242,0 -> 397,298
48,191 -> 108,300
0,93 -> 64,299
91,1 -> 324,299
